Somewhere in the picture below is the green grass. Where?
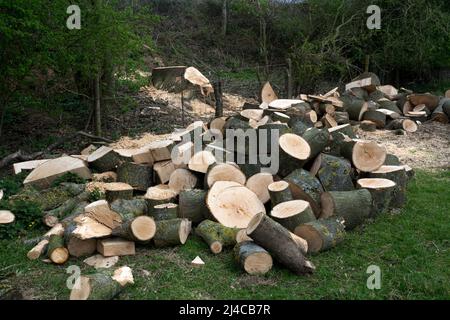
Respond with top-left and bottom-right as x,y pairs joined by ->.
0,170 -> 449,300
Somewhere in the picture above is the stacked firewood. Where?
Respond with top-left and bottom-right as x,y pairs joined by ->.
6,72 -> 421,300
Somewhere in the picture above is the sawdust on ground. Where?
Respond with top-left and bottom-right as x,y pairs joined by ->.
358,122 -> 450,169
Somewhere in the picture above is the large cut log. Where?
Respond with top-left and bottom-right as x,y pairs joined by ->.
285,169 -> 324,217
341,95 -> 368,121
240,109 -> 264,122
258,123 -> 291,154
340,140 -> 386,172
144,185 -> 178,209
209,117 -> 228,135
47,235 -> 69,264
72,215 -> 112,240
153,160 -> 176,184
362,111 -> 386,129
376,108 -> 401,120
386,119 -> 418,133
149,203 -> 178,221
233,241 -> 273,275
87,147 -> 122,172
360,120 -> 376,132
302,128 -> 330,161
104,183 -> 134,203
334,112 -> 350,125
23,156 -> 91,189
311,154 -> 354,192
270,200 -> 316,232
178,189 -> 208,224
153,218 -> 192,247
245,173 -> 274,204
320,189 -> 372,230
246,213 -> 315,275
13,159 -> 49,175
294,218 -> 345,253
278,133 -> 311,177
431,102 -> 449,124
97,238 -> 135,257
116,162 -> 152,191
206,181 -> 265,229
408,93 -> 440,111
356,178 -> 396,217
195,220 -> 239,254
64,222 -> 97,258
171,142 -> 194,169
368,166 -> 407,208
70,266 -> 133,300
84,200 -> 122,230
168,168 -> 198,193
205,163 -> 246,188
111,216 -> 156,242
27,239 -> 49,260
268,181 -> 293,206
146,140 -> 175,162
188,151 -> 216,173
288,118 -> 310,136
269,99 -> 305,111
110,199 -> 147,221
378,99 -> 402,114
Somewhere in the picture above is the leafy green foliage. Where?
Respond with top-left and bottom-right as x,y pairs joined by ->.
0,172 -> 27,200
0,200 -> 43,240
88,188 -> 104,202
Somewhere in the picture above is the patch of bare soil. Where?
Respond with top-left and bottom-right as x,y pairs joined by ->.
358,122 -> 450,169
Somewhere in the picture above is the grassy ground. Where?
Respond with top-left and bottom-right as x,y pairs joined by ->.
0,170 -> 449,300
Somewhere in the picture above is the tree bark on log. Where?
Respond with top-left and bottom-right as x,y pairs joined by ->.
178,189 -> 208,224
153,218 -> 192,248
313,154 -> 354,192
149,203 -> 178,221
302,128 -> 330,160
104,183 -> 134,203
320,189 -> 372,230
233,241 -> 273,275
64,223 -> 97,258
111,216 -> 156,243
144,185 -> 178,209
43,191 -> 91,227
117,162 -> 152,191
268,181 -> 293,207
356,178 -> 396,217
294,218 -> 346,253
285,169 -> 324,217
246,213 -> 315,275
362,111 -> 386,128
110,198 -> 148,221
87,146 -> 122,172
278,133 -> 311,177
195,220 -> 239,254
386,119 -> 418,133
368,166 -> 407,208
47,234 -> 69,264
334,112 -> 350,125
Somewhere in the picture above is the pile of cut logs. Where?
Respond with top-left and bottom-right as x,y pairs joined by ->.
258,72 -> 450,135
2,72 -> 421,300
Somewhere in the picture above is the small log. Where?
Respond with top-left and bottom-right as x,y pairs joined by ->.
362,111 -> 386,128
168,168 -> 198,193
233,241 -> 273,275
340,140 -> 386,173
320,189 -> 372,230
294,218 -> 345,253
357,178 -> 396,217
431,103 -> 449,124
368,165 -> 407,208
341,96 -> 368,121
47,235 -> 69,264
205,163 -> 246,188
268,181 -> 293,206
278,133 -> 311,177
285,169 -> 324,217
346,72 -> 380,92
105,183 -> 134,203
334,112 -> 350,125
386,119 -> 418,133
144,185 -> 178,209
302,128 -> 330,160
97,238 -> 135,257
87,147 -> 122,172
117,162 -> 152,191
270,200 -> 316,232
64,223 -> 97,258
153,218 -> 192,248
313,154 -> 354,192
206,181 -> 265,228
153,160 -> 176,184
111,216 -> 156,242
245,173 -> 274,204
246,213 -> 315,275
235,229 -> 253,243
27,239 -> 49,260
195,220 -> 239,254
257,123 -> 291,154
149,203 -> 178,221
178,189 -> 208,224
408,93 -> 440,111
188,151 -> 216,174
360,120 -> 377,132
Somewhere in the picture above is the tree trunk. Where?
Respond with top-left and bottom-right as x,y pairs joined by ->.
148,203 -> 178,221
94,73 -> 102,136
368,165 -> 407,208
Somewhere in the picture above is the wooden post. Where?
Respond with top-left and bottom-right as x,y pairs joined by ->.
364,55 -> 370,73
181,90 -> 185,127
286,58 -> 293,99
213,80 -> 223,118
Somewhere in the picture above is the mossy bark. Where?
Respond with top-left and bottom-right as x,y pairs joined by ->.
110,198 -> 148,221
295,218 -> 346,253
271,205 -> 316,233
149,204 -> 178,221
117,162 -> 153,191
178,189 -> 208,224
269,185 -> 293,207
153,219 -> 190,248
369,168 -> 407,208
195,220 -> 240,254
356,183 -> 395,217
316,154 -> 354,192
44,191 -> 90,227
302,128 -> 330,160
233,241 -> 272,275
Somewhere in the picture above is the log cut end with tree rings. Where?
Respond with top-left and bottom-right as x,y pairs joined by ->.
207,181 -> 265,228
352,141 -> 386,172
0,210 -> 15,224
168,168 -> 198,193
234,241 -> 273,275
279,134 -> 311,160
188,151 -> 216,173
245,173 -> 274,204
206,163 -> 247,188
271,200 -> 316,232
130,216 -> 156,242
145,185 -> 178,205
